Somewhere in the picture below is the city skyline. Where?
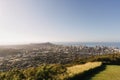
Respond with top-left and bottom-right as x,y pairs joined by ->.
0,0 -> 120,45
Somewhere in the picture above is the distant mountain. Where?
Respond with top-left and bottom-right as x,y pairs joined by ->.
0,42 -> 55,49
30,42 -> 54,46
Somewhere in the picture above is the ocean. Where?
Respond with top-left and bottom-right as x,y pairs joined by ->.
54,42 -> 120,48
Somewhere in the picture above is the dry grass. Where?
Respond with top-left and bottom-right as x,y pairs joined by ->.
67,62 -> 102,78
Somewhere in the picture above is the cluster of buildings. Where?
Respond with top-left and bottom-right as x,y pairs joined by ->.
0,43 -> 119,71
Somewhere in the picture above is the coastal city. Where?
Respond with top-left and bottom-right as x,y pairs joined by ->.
0,42 -> 119,71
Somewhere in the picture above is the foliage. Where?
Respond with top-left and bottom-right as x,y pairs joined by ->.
88,53 -> 120,64
71,53 -> 120,65
0,64 -> 67,80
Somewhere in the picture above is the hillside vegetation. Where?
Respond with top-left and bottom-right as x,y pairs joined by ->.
0,62 -> 102,80
0,64 -> 67,80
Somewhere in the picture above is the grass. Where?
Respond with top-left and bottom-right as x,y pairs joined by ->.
66,62 -> 102,79
91,65 -> 120,80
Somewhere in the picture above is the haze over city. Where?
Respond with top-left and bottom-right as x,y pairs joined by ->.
0,0 -> 120,45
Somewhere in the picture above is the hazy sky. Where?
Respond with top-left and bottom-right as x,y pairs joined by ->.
0,0 -> 120,44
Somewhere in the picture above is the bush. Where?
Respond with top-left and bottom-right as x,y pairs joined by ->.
0,64 -> 67,80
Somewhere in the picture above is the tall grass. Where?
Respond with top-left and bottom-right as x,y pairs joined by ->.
66,62 -> 102,79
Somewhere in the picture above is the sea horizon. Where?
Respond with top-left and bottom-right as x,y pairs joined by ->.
54,42 -> 120,48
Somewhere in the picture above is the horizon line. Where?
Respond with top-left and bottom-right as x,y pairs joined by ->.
0,41 -> 120,46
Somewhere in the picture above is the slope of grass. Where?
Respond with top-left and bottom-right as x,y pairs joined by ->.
91,65 -> 120,80
66,62 -> 102,79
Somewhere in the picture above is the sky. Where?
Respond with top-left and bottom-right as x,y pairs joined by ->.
0,0 -> 120,44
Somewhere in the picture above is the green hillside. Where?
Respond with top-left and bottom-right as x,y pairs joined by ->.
91,65 -> 120,80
